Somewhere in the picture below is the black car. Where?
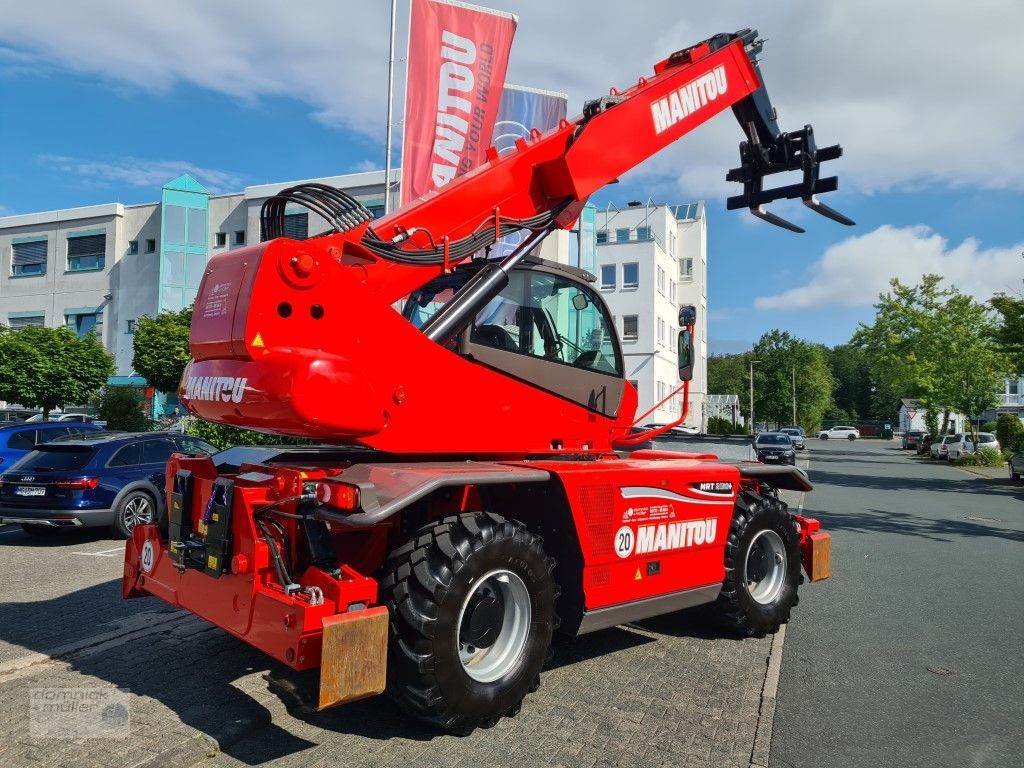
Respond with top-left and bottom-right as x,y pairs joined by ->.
902,430 -> 927,450
753,432 -> 797,465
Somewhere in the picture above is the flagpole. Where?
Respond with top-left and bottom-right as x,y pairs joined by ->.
383,0 -> 398,214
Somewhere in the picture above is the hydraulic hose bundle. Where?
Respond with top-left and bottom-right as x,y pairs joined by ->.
260,183 -> 373,241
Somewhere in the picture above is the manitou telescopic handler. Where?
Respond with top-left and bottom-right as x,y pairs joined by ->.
124,29 -> 846,733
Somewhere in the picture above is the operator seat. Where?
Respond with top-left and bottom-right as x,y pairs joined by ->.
471,324 -> 517,352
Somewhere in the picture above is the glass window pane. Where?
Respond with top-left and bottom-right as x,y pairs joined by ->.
600,265 -> 615,290
164,205 -> 186,244
141,439 -> 175,464
623,263 -> 639,288
615,228 -> 630,242
187,208 -> 207,247
109,443 -> 141,467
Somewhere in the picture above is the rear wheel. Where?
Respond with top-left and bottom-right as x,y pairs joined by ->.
380,512 -> 557,733
113,490 -> 156,539
712,490 -> 802,637
847,434 -> 856,441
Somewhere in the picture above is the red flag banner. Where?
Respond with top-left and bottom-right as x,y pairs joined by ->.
401,0 -> 517,205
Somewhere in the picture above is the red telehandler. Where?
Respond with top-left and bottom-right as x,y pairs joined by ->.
124,29 -> 847,733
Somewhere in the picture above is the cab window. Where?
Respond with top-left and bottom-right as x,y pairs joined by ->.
471,270 -> 622,376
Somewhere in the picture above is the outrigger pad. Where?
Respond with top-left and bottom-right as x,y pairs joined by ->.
318,606 -> 389,710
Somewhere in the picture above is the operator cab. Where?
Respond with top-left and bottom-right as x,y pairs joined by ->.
403,257 -> 626,417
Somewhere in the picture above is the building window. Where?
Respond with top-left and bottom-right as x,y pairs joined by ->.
11,239 -> 47,277
234,230 -> 246,245
615,228 -> 630,243
215,232 -> 226,247
1009,380 -> 1020,395
657,265 -> 665,294
66,311 -> 101,338
681,257 -> 693,281
128,240 -> 139,255
126,319 -> 136,334
8,313 -> 44,329
600,264 -> 616,290
657,317 -> 665,345
67,233 -> 105,272
284,212 -> 309,240
623,315 -> 638,342
623,262 -> 639,289
367,205 -> 385,219
596,230 -> 608,244
637,226 -> 651,241
146,238 -> 156,253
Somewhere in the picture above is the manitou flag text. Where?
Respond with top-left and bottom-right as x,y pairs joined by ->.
401,0 -> 517,204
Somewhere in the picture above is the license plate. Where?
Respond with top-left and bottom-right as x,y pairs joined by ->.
15,486 -> 45,497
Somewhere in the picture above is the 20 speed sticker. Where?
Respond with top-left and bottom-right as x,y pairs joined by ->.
140,539 -> 155,573
614,526 -> 634,558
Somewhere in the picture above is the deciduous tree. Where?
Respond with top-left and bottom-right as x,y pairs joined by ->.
132,307 -> 192,393
0,326 -> 114,418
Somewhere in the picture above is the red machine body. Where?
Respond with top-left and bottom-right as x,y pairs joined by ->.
125,28 -> 843,719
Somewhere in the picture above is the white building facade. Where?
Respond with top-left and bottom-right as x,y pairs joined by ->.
594,202 -> 708,430
1,174 -> 704,427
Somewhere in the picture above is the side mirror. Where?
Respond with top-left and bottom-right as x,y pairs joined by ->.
678,328 -> 694,381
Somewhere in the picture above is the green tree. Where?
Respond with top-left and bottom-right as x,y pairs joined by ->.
826,343 -> 873,420
995,413 -> 1024,453
132,307 -> 192,393
95,387 -> 153,432
990,293 -> 1024,373
855,276 -> 1010,442
853,275 -> 951,429
708,353 -> 751,419
0,326 -> 114,418
750,330 -> 834,432
938,292 -> 1010,446
185,418 -> 310,450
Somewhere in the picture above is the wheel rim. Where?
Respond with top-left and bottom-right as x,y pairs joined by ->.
744,529 -> 787,605
457,569 -> 531,683
122,496 -> 153,531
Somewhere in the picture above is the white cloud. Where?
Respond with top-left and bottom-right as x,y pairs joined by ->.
37,155 -> 245,195
1,1 -> 1022,196
754,225 -> 1024,310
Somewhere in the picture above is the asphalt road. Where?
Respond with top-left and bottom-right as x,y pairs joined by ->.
770,439 -> 1024,768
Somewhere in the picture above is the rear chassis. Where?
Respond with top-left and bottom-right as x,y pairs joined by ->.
123,447 -> 830,709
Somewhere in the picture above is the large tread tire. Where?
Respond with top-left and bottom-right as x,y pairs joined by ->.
379,512 -> 557,734
713,490 -> 802,638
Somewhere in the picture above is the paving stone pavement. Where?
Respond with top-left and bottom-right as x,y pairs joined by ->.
0,438 -> 793,768
0,595 -> 772,768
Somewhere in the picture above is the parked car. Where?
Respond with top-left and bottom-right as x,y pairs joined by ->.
1009,451 -> 1024,481
901,430 -> 927,450
779,427 -> 806,449
0,432 -> 216,538
818,425 -> 860,440
930,433 -> 962,460
0,422 -> 104,470
25,412 -> 95,423
753,432 -> 797,465
946,433 -> 1001,461
0,409 -> 37,424
639,423 -> 700,437
916,434 -> 934,456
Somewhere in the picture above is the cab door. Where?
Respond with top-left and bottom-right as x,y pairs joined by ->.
465,267 -> 626,417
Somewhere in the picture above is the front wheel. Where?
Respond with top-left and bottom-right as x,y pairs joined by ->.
380,512 -> 557,733
820,434 -> 829,440
712,490 -> 802,638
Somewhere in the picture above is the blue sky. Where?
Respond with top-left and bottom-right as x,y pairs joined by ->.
1,1 -> 1021,353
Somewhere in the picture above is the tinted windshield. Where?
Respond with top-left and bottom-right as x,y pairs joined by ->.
977,434 -> 996,443
11,446 -> 96,472
756,434 -> 792,446
781,429 -> 800,436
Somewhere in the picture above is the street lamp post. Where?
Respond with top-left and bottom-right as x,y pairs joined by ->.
749,359 -> 762,434
791,366 -> 797,426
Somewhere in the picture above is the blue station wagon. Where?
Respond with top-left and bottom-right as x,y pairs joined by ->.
0,432 -> 216,537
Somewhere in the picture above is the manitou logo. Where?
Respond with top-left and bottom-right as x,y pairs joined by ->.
650,64 -> 728,135
615,518 -> 717,559
184,376 -> 247,404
